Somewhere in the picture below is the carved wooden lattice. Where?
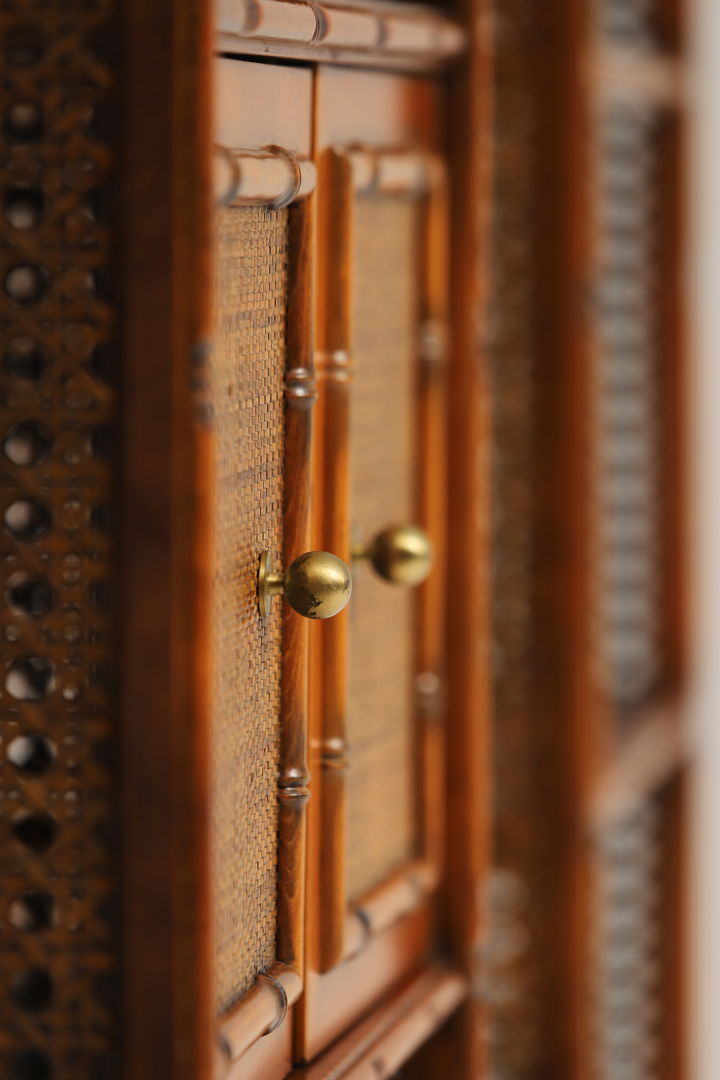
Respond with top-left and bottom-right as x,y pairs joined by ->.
0,5 -> 117,1077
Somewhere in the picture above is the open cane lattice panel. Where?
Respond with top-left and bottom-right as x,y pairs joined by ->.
0,4 -> 118,1077
590,104 -> 667,712
590,800 -> 667,1080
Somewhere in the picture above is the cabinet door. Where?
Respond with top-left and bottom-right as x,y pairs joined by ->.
211,58 -> 318,1080
302,68 -> 451,1059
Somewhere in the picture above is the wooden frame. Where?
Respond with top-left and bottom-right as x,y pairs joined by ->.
299,65 -> 456,1060
120,0 -> 214,1075
312,146 -> 448,976
216,0 -> 465,71
569,2 -> 689,1077
209,144 -> 317,1078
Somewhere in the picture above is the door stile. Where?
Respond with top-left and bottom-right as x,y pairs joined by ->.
312,147 -> 355,974
417,158 -> 450,881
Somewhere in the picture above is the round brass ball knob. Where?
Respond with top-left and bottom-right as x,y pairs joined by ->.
354,524 -> 433,587
258,550 -> 352,619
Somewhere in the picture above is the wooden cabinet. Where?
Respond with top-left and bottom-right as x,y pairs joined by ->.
208,45 -> 473,1078
0,0 -> 689,1078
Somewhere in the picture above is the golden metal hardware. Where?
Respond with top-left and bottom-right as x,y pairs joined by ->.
257,550 -> 352,619
353,524 -> 433,587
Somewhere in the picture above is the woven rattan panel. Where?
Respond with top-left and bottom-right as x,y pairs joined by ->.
591,800 -> 665,1080
591,105 -> 665,709
595,0 -> 661,50
345,195 -> 419,903
211,205 -> 287,1013
0,7 -> 118,1078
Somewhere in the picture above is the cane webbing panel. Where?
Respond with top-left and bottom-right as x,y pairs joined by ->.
0,6 -> 118,1077
345,195 -> 419,903
211,205 -> 287,1012
591,105 -> 665,709
595,0 -> 660,51
591,800 -> 664,1080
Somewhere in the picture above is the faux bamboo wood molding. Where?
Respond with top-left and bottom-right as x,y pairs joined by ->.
217,963 -> 302,1063
342,862 -> 440,962
216,0 -> 465,70
215,145 -> 317,207
294,965 -> 468,1079
315,146 -> 448,974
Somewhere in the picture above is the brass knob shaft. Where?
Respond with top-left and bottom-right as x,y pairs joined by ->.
258,550 -> 352,619
353,524 -> 433,587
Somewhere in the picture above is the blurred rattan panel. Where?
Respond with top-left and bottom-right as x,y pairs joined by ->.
346,195 -> 420,902
591,797 -> 665,1080
211,205 -> 288,1012
591,104 -> 666,711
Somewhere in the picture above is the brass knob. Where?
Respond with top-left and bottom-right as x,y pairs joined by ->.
353,524 -> 433,587
258,550 -> 352,619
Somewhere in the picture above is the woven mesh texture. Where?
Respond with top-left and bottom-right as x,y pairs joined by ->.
211,205 -> 287,1012
595,0 -> 660,50
591,800 -> 664,1080
592,105 -> 664,707
0,5 -> 118,1075
345,195 -> 420,902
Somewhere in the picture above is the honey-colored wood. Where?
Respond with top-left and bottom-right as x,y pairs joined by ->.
424,2 -> 494,1076
121,0 -> 213,1076
215,59 -> 312,156
218,964 -> 303,1063
311,145 -> 448,979
216,0 -> 465,72
215,147 -> 317,208
417,158 -> 449,881
211,59 -> 316,1079
302,66 -> 450,1064
293,966 -> 467,1079
312,145 -> 354,974
301,907 -> 431,1062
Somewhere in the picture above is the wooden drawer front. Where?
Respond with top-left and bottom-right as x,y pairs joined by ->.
346,194 -> 420,902
211,204 -> 288,1011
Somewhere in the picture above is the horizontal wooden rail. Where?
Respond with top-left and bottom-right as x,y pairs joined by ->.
342,859 -> 438,963
214,145 -> 317,207
216,0 -> 465,71
294,965 -> 468,1079
216,963 -> 302,1064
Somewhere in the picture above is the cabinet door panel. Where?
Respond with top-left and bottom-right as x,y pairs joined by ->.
211,57 -> 313,1080
212,201 -> 288,1012
303,67 -> 448,1061
346,193 -> 420,902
